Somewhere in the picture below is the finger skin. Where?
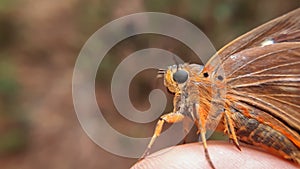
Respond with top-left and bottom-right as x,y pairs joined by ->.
131,142 -> 299,169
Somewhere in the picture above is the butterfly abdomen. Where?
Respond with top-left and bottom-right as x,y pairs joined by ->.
231,109 -> 300,163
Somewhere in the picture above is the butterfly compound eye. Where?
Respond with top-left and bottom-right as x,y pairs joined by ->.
173,70 -> 188,84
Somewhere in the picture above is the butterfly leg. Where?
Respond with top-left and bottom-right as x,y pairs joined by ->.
193,104 -> 216,169
141,112 -> 185,158
224,109 -> 241,151
199,125 -> 216,169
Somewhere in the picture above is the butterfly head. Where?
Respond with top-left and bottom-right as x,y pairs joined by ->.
158,64 -> 204,93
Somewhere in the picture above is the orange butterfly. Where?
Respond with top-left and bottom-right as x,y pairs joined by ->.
142,8 -> 300,168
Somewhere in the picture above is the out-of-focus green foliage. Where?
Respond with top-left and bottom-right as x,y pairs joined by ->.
0,0 -> 17,12
0,57 -> 27,154
0,0 -> 27,154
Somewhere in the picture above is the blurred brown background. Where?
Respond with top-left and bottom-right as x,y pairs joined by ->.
0,0 -> 299,169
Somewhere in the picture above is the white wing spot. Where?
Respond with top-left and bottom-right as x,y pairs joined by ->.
230,54 -> 237,60
261,39 -> 274,46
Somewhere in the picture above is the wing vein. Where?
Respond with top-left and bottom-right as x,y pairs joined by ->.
227,46 -> 300,78
231,77 -> 300,88
227,61 -> 300,82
